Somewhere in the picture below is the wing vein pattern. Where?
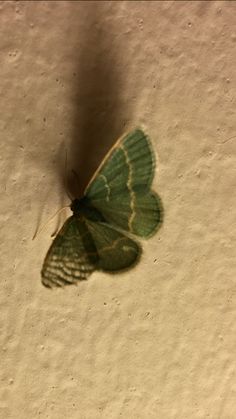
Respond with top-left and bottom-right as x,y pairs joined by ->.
85,129 -> 163,238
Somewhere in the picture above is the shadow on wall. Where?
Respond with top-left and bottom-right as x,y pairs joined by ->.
67,3 -> 127,199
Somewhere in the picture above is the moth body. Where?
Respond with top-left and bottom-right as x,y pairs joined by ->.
70,197 -> 106,222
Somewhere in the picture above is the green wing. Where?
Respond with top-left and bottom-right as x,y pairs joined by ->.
85,219 -> 141,272
41,215 -> 141,287
85,129 -> 163,238
41,217 -> 98,288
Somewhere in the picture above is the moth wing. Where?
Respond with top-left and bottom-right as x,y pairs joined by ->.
90,191 -> 163,238
85,129 -> 163,238
41,217 -> 98,288
85,219 -> 141,272
85,129 -> 155,199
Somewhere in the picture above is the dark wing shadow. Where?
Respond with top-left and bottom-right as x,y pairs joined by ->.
67,3 -> 127,199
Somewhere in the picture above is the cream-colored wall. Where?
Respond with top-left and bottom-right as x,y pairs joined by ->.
1,1 -> 235,418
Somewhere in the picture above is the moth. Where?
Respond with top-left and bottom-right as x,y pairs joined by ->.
41,129 -> 163,287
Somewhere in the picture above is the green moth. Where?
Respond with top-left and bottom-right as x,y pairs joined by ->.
41,129 -> 163,287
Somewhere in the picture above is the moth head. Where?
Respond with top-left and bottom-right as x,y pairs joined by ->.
70,198 -> 80,214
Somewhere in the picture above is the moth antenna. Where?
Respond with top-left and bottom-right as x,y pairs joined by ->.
72,169 -> 79,183
32,205 -> 70,240
64,149 -> 73,200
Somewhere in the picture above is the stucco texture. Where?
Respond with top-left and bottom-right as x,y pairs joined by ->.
0,1 -> 235,418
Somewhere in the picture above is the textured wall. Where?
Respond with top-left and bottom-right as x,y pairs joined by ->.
1,1 -> 235,418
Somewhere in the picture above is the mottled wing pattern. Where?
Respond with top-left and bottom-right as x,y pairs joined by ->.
41,217 -> 98,288
85,129 -> 163,238
85,219 -> 141,272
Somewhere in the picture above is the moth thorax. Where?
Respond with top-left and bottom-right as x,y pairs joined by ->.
70,196 -> 91,215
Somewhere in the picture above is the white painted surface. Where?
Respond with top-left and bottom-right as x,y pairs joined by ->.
0,1 -> 235,418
